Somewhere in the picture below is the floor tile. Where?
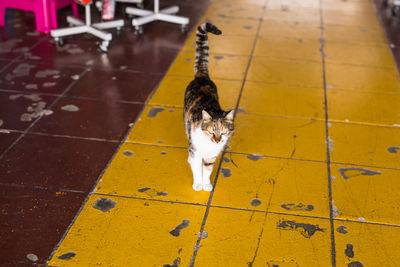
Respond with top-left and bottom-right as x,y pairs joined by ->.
0,131 -> 20,155
213,152 -> 329,218
323,10 -> 381,29
254,37 -> 321,62
183,33 -> 254,56
0,134 -> 118,192
230,114 -> 327,161
259,20 -> 321,40
329,122 -> 400,169
334,220 -> 400,266
0,91 -> 57,131
267,0 -> 320,11
324,25 -> 387,44
196,207 -> 332,266
91,44 -> 179,74
198,17 -> 259,36
247,57 -> 323,87
67,69 -> 162,103
149,75 -> 241,109
126,105 -> 186,147
26,39 -> 103,67
327,89 -> 400,126
325,42 -> 395,68
31,97 -> 143,140
205,1 -> 265,19
0,61 -> 84,95
96,143 -> 211,204
325,63 -> 400,93
322,0 -> 376,15
48,195 -> 205,266
263,8 -> 321,24
0,184 -> 85,264
168,51 -> 248,80
332,163 -> 400,225
239,81 -> 325,119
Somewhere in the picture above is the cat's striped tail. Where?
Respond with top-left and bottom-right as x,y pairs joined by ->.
194,22 -> 222,78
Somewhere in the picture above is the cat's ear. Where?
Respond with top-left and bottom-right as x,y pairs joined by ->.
202,110 -> 212,121
224,110 -> 235,122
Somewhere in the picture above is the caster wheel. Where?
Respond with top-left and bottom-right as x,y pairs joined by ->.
181,24 -> 188,34
393,5 -> 400,16
99,41 -> 109,52
95,0 -> 103,11
116,27 -> 122,36
55,38 -> 64,47
135,26 -> 144,35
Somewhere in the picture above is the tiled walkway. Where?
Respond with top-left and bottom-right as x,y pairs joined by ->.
2,0 -> 400,266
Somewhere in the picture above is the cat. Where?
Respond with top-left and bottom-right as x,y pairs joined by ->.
183,22 -> 235,192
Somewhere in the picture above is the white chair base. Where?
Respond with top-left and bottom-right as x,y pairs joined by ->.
50,3 -> 124,52
125,0 -> 189,34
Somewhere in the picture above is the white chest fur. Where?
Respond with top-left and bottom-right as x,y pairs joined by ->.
190,127 -> 227,158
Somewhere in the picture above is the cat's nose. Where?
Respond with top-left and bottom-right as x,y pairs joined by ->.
214,135 -> 221,143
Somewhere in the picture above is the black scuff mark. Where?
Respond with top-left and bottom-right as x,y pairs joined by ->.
169,220 -> 190,237
157,192 -> 168,196
247,179 -> 277,267
161,151 -> 167,155
345,243 -> 354,258
138,187 -> 151,192
92,198 -> 116,212
163,257 -> 181,267
251,198 -> 262,207
58,251 -> 76,260
214,55 -> 224,60
236,108 -> 246,113
336,225 -> 348,234
221,168 -> 231,177
276,219 -> 325,238
123,150 -> 133,156
348,261 -> 363,267
247,154 -> 264,161
387,146 -> 400,154
222,156 -> 230,162
281,203 -> 314,211
147,107 -> 165,118
228,153 -> 239,168
339,168 -> 381,179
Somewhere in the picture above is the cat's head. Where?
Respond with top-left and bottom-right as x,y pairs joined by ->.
201,110 -> 235,143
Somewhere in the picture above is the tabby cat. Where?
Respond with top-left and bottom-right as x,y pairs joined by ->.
183,22 -> 235,192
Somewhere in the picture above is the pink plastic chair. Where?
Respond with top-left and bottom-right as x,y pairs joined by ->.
0,0 -> 79,33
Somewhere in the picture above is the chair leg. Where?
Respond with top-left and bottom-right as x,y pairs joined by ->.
72,2 -> 79,18
49,0 -> 58,29
0,3 -> 6,27
36,0 -> 52,33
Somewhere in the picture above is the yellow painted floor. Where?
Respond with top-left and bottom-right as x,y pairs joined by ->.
48,0 -> 400,266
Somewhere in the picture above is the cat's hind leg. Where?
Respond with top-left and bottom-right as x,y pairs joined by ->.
202,156 -> 217,191
188,151 -> 203,191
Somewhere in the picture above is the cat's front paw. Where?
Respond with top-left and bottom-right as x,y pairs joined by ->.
192,183 -> 203,191
203,184 -> 213,191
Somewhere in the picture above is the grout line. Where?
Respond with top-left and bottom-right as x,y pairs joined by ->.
189,1 -> 269,266
0,35 -> 49,74
0,182 -> 86,194
319,1 -> 336,266
0,68 -> 90,161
